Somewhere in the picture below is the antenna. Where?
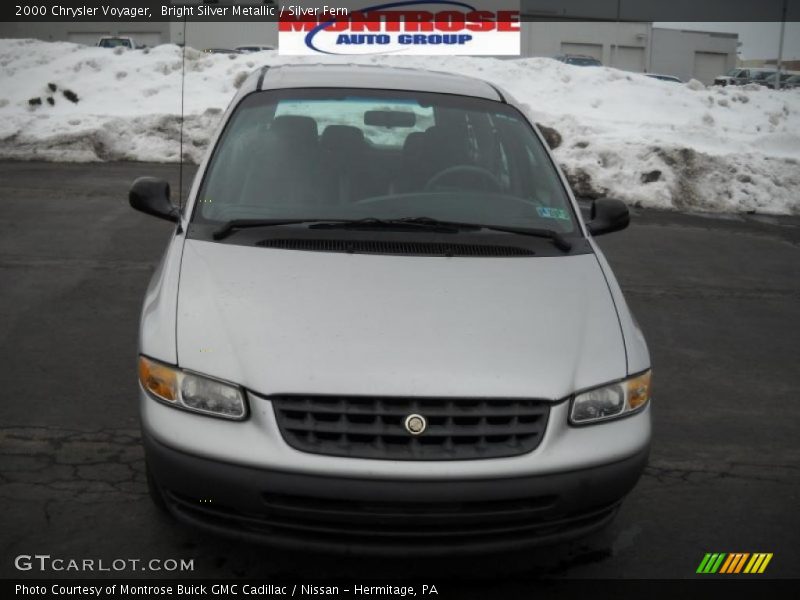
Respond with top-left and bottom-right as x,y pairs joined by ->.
178,15 -> 187,215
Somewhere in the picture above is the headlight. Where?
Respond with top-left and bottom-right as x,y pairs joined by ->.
570,370 -> 651,425
138,356 -> 247,420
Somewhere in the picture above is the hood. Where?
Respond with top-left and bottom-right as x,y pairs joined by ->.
176,240 -> 626,400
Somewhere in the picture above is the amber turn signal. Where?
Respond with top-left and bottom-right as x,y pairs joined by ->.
138,355 -> 178,402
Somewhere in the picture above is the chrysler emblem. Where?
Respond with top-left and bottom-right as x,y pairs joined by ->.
404,414 -> 427,435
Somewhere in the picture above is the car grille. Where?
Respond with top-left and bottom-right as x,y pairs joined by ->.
270,396 -> 550,460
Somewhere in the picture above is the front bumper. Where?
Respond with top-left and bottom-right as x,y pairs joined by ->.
144,432 -> 648,554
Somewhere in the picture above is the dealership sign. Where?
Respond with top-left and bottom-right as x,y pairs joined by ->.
278,1 -> 520,56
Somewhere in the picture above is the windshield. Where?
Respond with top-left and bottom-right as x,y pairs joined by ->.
194,89 -> 578,235
751,71 -> 776,80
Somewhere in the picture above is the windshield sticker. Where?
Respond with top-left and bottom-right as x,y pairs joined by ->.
537,207 -> 570,220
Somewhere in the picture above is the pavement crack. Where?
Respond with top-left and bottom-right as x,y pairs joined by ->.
0,426 -> 146,501
644,462 -> 796,485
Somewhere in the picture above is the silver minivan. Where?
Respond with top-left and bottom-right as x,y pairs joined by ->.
132,64 -> 651,552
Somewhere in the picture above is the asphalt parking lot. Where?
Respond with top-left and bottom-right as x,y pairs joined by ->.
1,161 -> 798,583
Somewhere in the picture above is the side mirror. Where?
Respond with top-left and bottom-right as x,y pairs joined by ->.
586,198 -> 630,236
129,177 -> 179,222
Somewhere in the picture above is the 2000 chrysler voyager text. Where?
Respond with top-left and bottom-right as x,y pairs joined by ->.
131,65 -> 651,552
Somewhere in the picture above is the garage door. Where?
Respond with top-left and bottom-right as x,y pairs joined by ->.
561,43 -> 603,61
693,52 -> 727,85
119,31 -> 164,48
614,46 -> 645,72
67,32 -> 109,46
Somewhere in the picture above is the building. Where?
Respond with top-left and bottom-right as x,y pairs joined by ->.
0,20 -> 737,84
649,28 -> 738,83
740,58 -> 800,71
169,21 -> 277,50
521,22 -> 652,72
0,21 -> 172,48
520,22 -> 738,83
0,20 -> 276,51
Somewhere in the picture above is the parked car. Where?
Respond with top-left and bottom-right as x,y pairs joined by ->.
97,36 -> 136,50
235,45 -> 276,53
748,70 -> 778,87
762,72 -> 793,89
131,64 -> 651,552
646,73 -> 682,83
713,67 -> 780,87
713,68 -> 748,86
553,54 -> 603,67
783,74 -> 800,89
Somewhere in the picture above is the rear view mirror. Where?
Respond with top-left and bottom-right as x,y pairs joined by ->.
129,177 -> 179,222
586,198 -> 630,236
364,110 -> 416,128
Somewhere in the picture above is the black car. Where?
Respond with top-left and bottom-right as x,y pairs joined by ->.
783,75 -> 800,90
553,54 -> 603,67
762,73 -> 793,89
97,36 -> 136,50
646,73 -> 682,83
747,70 -> 778,87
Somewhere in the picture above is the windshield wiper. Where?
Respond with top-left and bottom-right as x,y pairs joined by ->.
212,218 -> 349,240
213,216 -> 572,251
309,217 -> 465,234
213,217 -> 463,240
474,223 -> 572,252
375,217 -> 573,252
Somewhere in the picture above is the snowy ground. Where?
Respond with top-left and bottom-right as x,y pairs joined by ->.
1,38 -> 799,214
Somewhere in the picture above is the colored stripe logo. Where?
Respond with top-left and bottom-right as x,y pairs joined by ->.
697,553 -> 773,574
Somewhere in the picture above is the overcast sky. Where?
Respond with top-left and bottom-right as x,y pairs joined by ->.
656,22 -> 800,60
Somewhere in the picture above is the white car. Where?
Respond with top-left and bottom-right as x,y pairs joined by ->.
714,67 -> 774,86
131,64 -> 652,552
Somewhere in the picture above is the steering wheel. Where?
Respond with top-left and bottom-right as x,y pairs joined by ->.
424,165 -> 502,192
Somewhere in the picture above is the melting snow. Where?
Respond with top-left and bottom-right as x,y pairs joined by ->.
1,38 -> 798,214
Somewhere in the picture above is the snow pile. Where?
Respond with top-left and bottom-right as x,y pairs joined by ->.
1,38 -> 799,214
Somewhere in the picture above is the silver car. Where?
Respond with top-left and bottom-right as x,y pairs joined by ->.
131,64 -> 651,553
